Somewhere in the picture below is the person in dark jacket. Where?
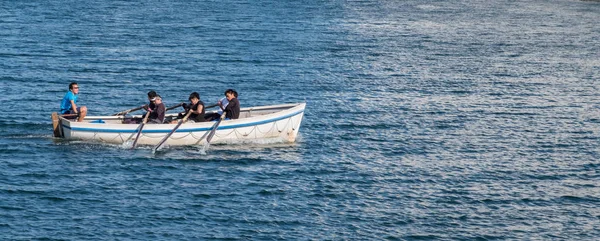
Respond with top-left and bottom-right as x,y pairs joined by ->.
143,91 -> 166,124
223,89 -> 240,120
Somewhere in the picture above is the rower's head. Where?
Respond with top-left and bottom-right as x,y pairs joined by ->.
148,90 -> 157,102
189,92 -> 200,104
225,89 -> 237,100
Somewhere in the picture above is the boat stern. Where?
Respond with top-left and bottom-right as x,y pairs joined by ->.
51,112 -> 64,138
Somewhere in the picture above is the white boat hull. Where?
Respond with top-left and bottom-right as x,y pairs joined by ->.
56,103 -> 305,147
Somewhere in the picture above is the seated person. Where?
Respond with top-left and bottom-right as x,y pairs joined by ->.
60,82 -> 88,122
171,92 -> 206,123
145,94 -> 166,124
223,89 -> 240,120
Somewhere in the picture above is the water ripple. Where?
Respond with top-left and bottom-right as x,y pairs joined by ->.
1,0 -> 600,240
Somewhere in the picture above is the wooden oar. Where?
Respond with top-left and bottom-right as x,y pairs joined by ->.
113,103 -> 183,116
172,103 -> 217,115
193,113 -> 226,145
130,111 -> 152,149
113,105 -> 145,116
201,113 -> 227,152
206,113 -> 226,144
152,109 -> 193,152
166,103 -> 184,111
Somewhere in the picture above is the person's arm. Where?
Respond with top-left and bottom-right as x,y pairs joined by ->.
194,104 -> 203,114
156,105 -> 165,122
224,99 -> 235,113
218,98 -> 228,110
70,100 -> 78,114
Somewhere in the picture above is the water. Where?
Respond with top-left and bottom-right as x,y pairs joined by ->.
1,0 -> 600,239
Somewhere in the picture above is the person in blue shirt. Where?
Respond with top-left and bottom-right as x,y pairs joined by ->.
60,82 -> 87,122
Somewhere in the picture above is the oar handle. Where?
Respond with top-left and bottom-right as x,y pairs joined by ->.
170,103 -> 216,113
114,102 -> 216,116
166,103 -> 184,111
181,108 -> 194,122
141,110 -> 151,124
113,105 -> 145,116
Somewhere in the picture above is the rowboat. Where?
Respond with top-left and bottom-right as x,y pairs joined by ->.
51,103 -> 305,146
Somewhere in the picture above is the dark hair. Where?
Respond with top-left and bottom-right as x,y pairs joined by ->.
189,92 -> 200,100
225,89 -> 238,98
69,82 -> 78,90
147,90 -> 157,98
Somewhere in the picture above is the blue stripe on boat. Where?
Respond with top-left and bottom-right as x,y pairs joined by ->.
63,109 -> 304,134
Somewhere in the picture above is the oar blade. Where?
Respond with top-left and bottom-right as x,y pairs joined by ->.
130,123 -> 146,149
206,119 -> 222,143
129,111 -> 152,149
153,121 -> 183,152
202,113 -> 226,152
166,103 -> 184,111
153,109 -> 193,152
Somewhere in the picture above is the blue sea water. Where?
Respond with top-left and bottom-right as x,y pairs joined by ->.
1,0 -> 600,239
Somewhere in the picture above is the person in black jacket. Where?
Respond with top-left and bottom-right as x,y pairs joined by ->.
223,89 -> 240,120
143,91 -> 166,124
